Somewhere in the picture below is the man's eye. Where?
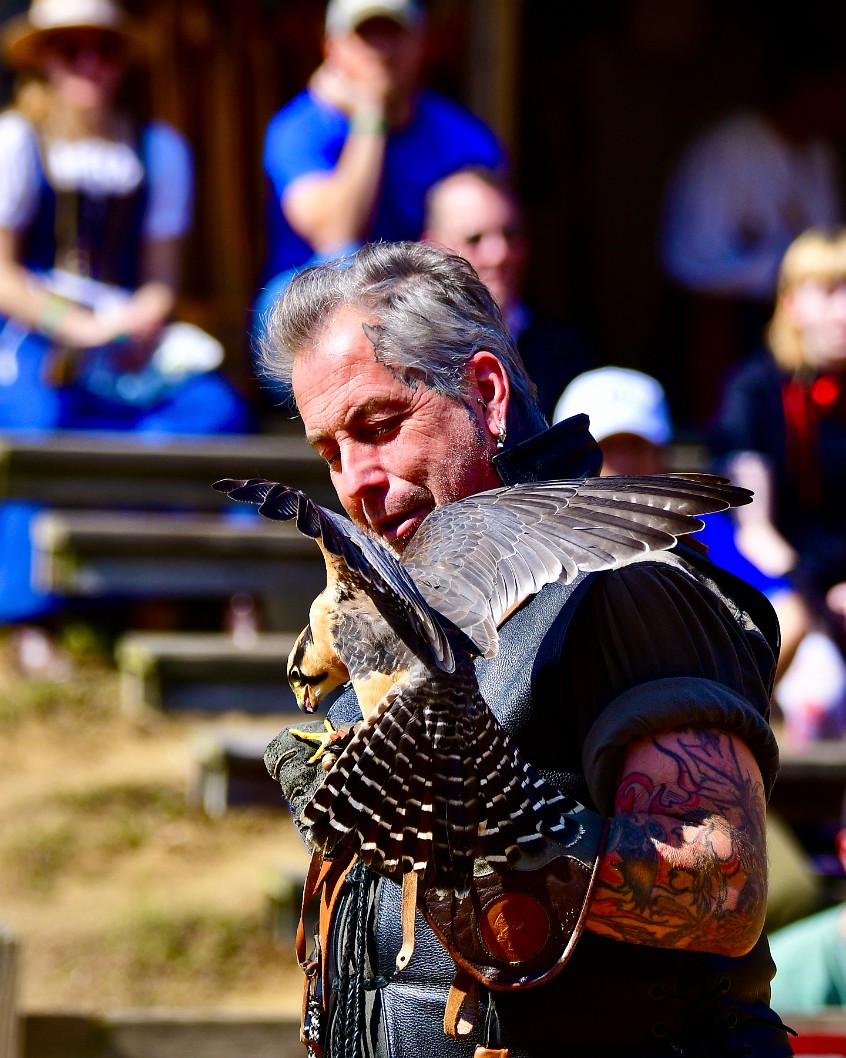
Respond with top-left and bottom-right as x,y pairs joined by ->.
367,419 -> 400,440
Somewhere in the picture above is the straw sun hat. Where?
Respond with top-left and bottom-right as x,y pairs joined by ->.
1,0 -> 145,70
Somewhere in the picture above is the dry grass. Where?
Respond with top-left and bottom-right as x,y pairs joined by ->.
0,630 -> 309,1015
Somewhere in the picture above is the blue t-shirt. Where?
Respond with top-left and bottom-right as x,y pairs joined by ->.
261,87 -> 506,279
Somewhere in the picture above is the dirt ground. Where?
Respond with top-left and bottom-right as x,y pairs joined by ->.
0,630 -> 310,1016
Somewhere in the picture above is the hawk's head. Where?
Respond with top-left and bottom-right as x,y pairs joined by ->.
287,588 -> 349,713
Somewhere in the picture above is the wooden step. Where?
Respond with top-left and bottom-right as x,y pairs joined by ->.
0,430 -> 338,511
31,510 -> 326,622
189,726 -> 289,817
21,1011 -> 302,1058
115,631 -> 299,714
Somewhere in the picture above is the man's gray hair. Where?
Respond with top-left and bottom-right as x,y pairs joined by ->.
259,241 -> 547,442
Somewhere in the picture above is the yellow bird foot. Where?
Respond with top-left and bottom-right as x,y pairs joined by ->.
289,719 -> 352,766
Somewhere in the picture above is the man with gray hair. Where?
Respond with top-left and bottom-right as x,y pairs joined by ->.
260,241 -> 791,1057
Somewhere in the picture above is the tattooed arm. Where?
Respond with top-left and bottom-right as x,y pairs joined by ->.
584,726 -> 768,957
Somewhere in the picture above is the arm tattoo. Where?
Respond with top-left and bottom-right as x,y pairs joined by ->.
589,729 -> 767,953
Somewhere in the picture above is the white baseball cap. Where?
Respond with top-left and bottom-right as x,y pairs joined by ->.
553,367 -> 673,446
325,0 -> 426,35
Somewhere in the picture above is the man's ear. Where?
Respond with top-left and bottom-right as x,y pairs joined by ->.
469,350 -> 510,441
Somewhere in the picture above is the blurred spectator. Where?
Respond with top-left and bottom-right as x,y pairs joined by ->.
711,227 -> 846,741
660,35 -> 846,429
769,798 -> 846,1012
258,0 -> 505,292
556,363 -> 846,741
422,166 -> 594,423
554,364 -> 824,930
552,365 -> 671,476
0,0 -> 253,637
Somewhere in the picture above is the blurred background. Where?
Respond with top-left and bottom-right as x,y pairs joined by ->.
0,0 -> 841,425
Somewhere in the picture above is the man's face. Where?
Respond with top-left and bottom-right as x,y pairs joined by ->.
292,304 -> 502,552
327,16 -> 425,98
424,175 -> 526,314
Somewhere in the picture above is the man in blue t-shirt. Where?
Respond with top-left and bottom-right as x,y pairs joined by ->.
259,0 -> 506,289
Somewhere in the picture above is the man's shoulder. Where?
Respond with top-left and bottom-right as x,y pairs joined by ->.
621,545 -> 780,653
413,90 -> 503,152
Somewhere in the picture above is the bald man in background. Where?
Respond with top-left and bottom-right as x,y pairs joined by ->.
422,166 -> 595,422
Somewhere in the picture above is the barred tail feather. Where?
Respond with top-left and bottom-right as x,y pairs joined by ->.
301,680 -> 590,894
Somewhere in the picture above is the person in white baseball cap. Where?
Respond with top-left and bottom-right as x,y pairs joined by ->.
553,365 -> 672,475
323,0 -> 426,37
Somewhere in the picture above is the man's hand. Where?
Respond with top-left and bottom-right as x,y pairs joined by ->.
311,38 -> 392,123
735,521 -> 797,578
586,727 -> 767,957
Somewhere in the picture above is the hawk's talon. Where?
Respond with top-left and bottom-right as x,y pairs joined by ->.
290,719 -> 352,765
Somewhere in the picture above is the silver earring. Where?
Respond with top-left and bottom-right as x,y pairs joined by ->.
496,425 -> 507,450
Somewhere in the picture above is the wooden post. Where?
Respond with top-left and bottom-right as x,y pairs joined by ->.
0,924 -> 19,1058
466,0 -> 524,164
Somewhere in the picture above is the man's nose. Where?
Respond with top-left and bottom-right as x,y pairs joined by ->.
478,231 -> 510,267
338,442 -> 387,499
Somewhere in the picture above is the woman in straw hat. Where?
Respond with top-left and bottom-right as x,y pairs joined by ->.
0,0 -> 251,629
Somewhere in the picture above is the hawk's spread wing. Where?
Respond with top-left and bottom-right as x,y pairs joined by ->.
215,474 -> 750,660
214,477 -> 457,670
400,474 -> 750,657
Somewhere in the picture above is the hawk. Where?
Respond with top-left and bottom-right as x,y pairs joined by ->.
214,473 -> 752,907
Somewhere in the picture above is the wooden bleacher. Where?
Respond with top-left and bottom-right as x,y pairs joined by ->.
31,510 -> 325,612
116,632 -> 297,714
188,724 -> 290,817
1,428 -> 337,715
0,429 -> 338,511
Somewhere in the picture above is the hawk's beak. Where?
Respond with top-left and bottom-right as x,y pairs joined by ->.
302,686 -> 315,714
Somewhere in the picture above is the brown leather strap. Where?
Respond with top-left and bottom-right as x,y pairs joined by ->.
296,849 -> 328,967
295,847 -> 358,1052
444,968 -> 480,1039
396,868 -> 420,971
318,852 -> 357,1000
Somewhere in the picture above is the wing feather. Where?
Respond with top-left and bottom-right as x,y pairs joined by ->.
215,473 -> 750,662
404,473 -> 750,657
